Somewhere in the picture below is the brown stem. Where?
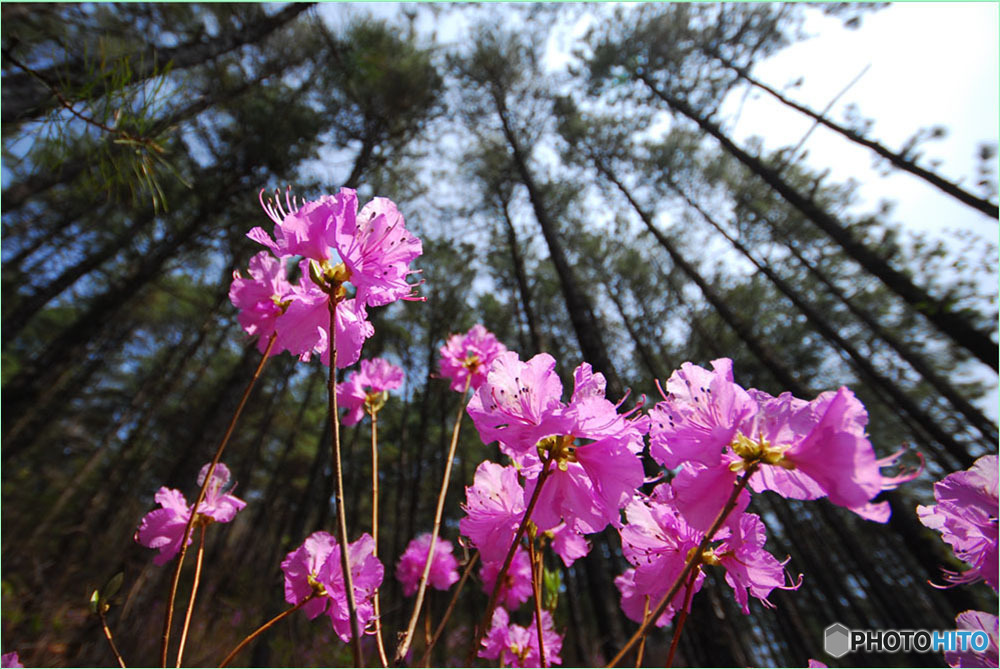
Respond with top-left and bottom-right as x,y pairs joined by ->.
176,523 -> 207,667
160,332 -> 277,666
370,407 -> 389,668
98,608 -> 127,668
528,536 -> 547,668
635,596 -> 650,668
605,464 -> 759,668
328,298 -> 364,667
1,48 -> 162,149
394,377 -> 472,664
423,593 -> 433,667
664,567 -> 698,667
467,452 -> 555,665
218,594 -> 316,668
419,551 -> 480,666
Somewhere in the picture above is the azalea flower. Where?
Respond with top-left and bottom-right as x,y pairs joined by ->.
439,324 -> 508,392
395,533 -> 460,597
480,546 -> 534,611
281,531 -> 384,643
467,353 -> 647,536
616,483 -> 797,622
648,358 -> 917,530
337,357 -> 405,426
248,188 -> 423,308
460,461 -> 526,563
945,610 -> 999,668
918,455 -> 998,591
134,463 -> 246,565
229,254 -> 374,367
479,607 -> 564,668
1,652 -> 23,668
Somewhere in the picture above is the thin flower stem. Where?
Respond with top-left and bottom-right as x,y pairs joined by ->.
605,464 -> 760,668
175,524 -> 207,667
664,567 -> 699,668
370,407 -> 389,668
528,536 -> 547,668
467,451 -> 555,665
419,551 -> 480,666
635,596 -> 650,668
422,593 -> 433,667
329,298 -> 364,668
98,608 -> 127,668
394,376 -> 472,664
160,332 -> 277,667
218,594 -> 316,668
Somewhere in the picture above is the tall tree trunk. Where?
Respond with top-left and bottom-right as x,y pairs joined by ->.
636,71 -> 998,370
709,49 -> 999,218
595,156 -> 810,397
497,193 -> 544,355
491,87 -> 624,396
738,192 -> 998,446
670,179 -> 978,468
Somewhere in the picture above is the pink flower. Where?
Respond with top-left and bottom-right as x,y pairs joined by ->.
229,251 -> 294,355
1,652 -> 23,668
460,461 -> 526,563
248,188 -> 423,308
617,487 -> 706,627
648,359 -> 917,530
918,455 -> 998,591
439,324 -> 508,392
230,253 -> 374,367
480,546 -> 534,611
468,354 -> 646,537
466,352 -> 567,456
280,531 -> 384,643
945,610 -> 999,668
134,463 -> 245,565
395,533 -> 460,597
708,513 -> 801,615
337,358 -> 405,426
479,607 -> 563,668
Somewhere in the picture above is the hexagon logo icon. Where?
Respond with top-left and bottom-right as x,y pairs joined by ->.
824,623 -> 851,658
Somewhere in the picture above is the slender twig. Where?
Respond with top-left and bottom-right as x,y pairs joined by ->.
218,594 -> 316,668
176,524 -> 207,667
98,608 -> 127,668
467,452 -> 555,665
419,551 -> 480,666
423,593 -> 433,667
160,333 -> 277,667
605,464 -> 759,668
370,406 -> 389,668
394,377 -> 472,664
635,596 -> 650,668
328,298 -> 364,667
664,568 -> 699,668
528,536 -> 547,668
2,48 -> 164,150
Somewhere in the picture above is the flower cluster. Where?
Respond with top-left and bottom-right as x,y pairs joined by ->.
230,188 -> 422,367
479,607 -> 564,668
648,359 -> 918,531
918,454 -> 998,591
395,533 -> 460,597
135,463 -> 246,565
337,357 -> 405,425
280,531 -> 384,643
439,324 -> 508,393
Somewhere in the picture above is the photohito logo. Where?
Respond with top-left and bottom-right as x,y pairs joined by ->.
824,623 -> 990,658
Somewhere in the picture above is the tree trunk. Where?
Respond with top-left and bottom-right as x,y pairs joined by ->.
710,49 -> 999,218
637,71 -> 998,370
